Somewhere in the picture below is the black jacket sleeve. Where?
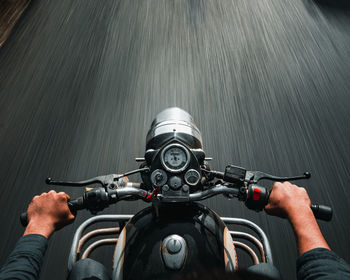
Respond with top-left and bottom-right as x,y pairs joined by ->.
0,234 -> 48,280
297,247 -> 350,280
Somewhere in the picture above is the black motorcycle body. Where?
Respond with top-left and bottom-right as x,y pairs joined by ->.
21,107 -> 332,280
112,203 -> 236,280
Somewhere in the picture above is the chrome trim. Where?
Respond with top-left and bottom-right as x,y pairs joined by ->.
221,217 -> 273,264
161,234 -> 187,270
230,231 -> 265,262
146,107 -> 203,150
68,215 -> 133,271
184,169 -> 201,186
116,187 -> 148,199
81,238 -> 118,259
189,185 -> 239,201
77,227 -> 120,254
233,241 -> 259,265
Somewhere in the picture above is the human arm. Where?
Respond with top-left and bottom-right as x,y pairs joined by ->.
265,182 -> 350,279
265,182 -> 329,255
0,191 -> 75,280
0,235 -> 47,280
296,248 -> 350,280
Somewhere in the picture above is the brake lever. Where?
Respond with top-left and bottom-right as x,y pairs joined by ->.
216,165 -> 311,186
247,171 -> 311,184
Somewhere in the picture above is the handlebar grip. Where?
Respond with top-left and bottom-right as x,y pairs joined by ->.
67,197 -> 85,211
311,204 -> 333,221
20,212 -> 28,227
19,197 -> 85,227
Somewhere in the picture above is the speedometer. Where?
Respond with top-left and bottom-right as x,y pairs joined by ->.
161,144 -> 190,173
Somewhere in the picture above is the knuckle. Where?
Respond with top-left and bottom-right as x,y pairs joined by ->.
298,187 -> 307,193
58,194 -> 68,203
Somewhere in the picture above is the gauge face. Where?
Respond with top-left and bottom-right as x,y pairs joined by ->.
184,169 -> 200,186
161,144 -> 190,173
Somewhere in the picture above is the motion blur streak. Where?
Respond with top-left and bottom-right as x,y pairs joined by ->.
0,1 -> 349,279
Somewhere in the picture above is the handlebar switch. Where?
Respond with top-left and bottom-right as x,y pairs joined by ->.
83,188 -> 110,214
245,185 -> 269,211
223,165 -> 246,184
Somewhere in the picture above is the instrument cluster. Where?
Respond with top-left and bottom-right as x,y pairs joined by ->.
144,142 -> 204,199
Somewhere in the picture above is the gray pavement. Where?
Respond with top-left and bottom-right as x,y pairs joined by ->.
0,1 -> 349,279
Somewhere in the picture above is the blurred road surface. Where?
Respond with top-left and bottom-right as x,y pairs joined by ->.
0,1 -> 349,279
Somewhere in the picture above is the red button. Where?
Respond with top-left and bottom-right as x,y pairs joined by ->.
253,188 -> 261,201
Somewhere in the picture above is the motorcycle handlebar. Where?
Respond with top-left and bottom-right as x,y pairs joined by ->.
244,185 -> 333,221
310,204 -> 333,221
20,187 -> 149,227
20,212 -> 28,227
20,197 -> 85,227
20,184 -> 333,226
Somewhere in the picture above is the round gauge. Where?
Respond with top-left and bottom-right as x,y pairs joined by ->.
151,169 -> 168,187
161,144 -> 190,173
184,169 -> 201,186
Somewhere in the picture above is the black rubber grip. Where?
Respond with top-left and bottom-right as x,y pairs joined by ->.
20,212 -> 28,227
20,197 -> 84,227
311,204 -> 333,221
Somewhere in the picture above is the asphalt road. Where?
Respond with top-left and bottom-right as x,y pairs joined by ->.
0,1 -> 350,279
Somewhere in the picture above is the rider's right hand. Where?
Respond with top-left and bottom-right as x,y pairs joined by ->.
23,190 -> 75,239
265,182 -> 331,255
265,181 -> 312,220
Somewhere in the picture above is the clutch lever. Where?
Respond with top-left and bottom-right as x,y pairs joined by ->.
46,174 -> 118,188
45,167 -> 150,189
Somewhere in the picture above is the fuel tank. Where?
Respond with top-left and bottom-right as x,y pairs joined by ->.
112,203 -> 237,280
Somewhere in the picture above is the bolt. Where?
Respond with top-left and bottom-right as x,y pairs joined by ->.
182,185 -> 189,192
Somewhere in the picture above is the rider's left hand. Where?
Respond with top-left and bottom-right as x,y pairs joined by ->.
23,190 -> 75,239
